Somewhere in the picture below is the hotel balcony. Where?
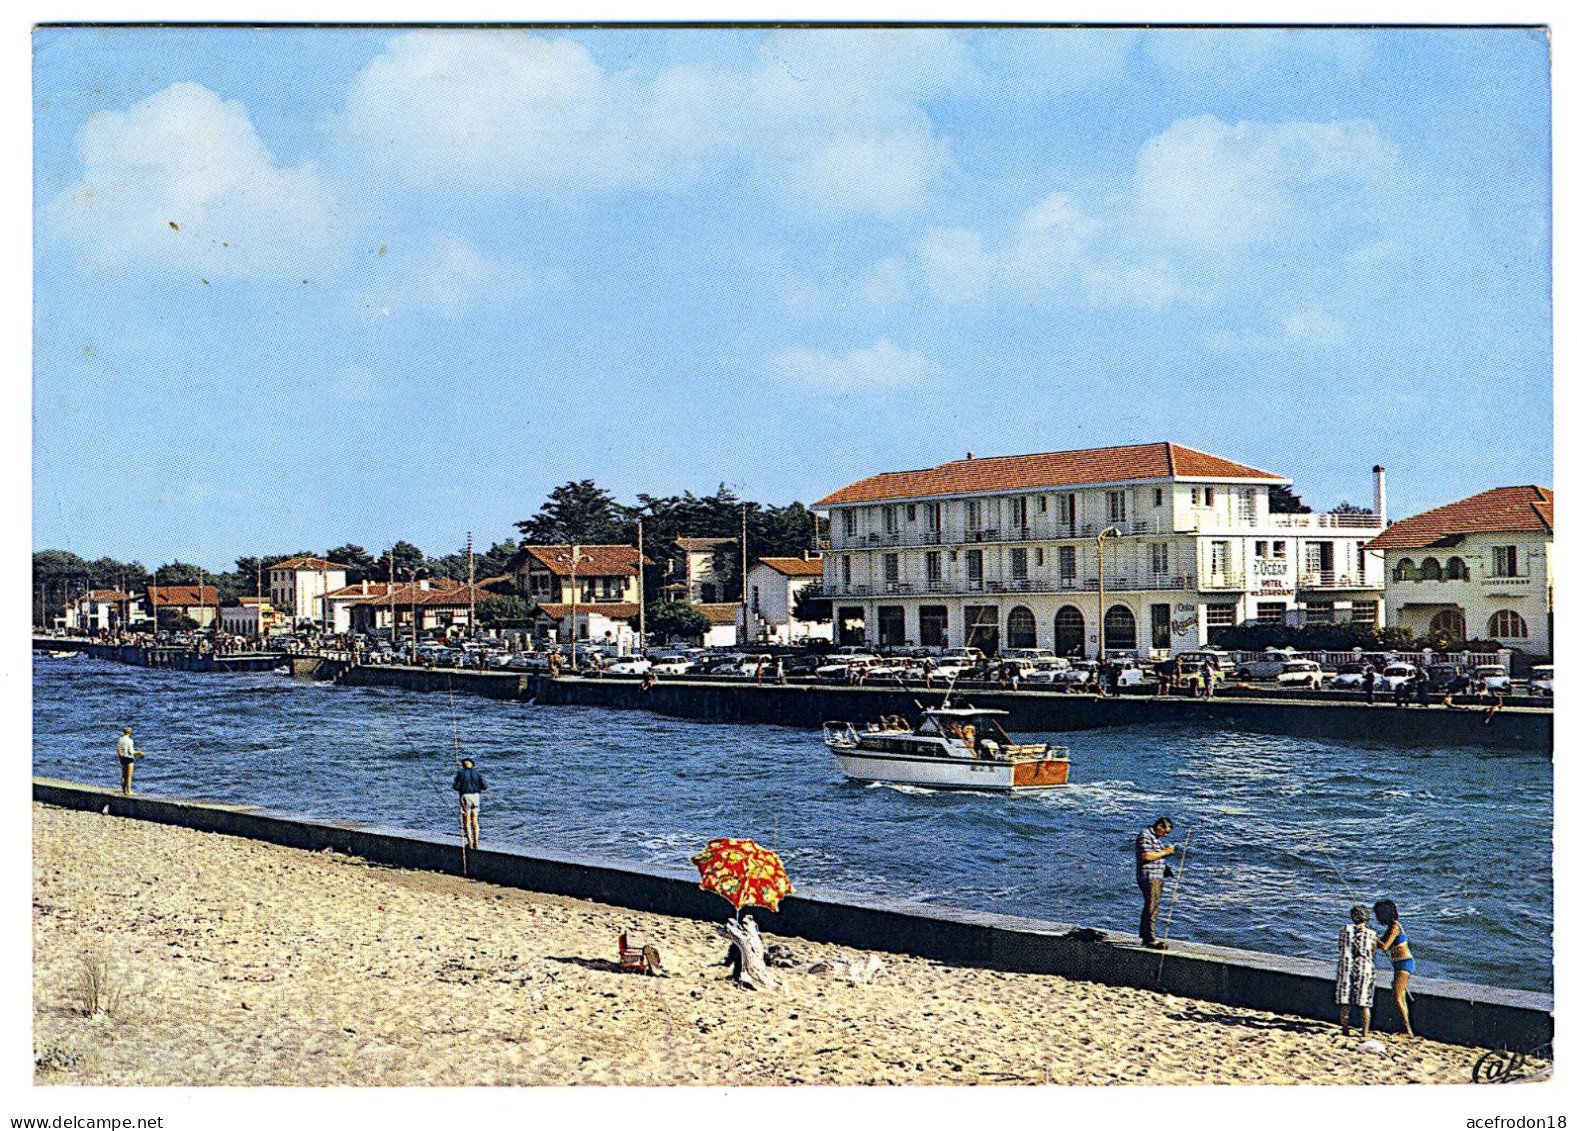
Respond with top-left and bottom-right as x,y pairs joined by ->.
1271,512 -> 1383,529
833,518 -> 1158,551
1297,570 -> 1383,590
824,573 -> 1201,598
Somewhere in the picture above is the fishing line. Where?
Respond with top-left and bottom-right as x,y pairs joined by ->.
1156,829 -> 1192,983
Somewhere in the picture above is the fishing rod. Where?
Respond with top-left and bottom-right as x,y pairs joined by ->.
387,701 -> 467,876
446,675 -> 468,876
1315,845 -> 1363,908
1156,829 -> 1192,983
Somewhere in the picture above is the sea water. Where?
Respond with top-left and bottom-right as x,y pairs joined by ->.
32,655 -> 1552,993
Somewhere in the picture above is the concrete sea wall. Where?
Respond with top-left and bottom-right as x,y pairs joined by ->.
34,778 -> 1553,1053
528,676 -> 1552,753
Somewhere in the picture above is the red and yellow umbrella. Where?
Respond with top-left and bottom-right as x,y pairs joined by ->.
691,837 -> 793,915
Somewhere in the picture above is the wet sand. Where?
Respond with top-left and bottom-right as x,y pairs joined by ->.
32,803 -> 1530,1086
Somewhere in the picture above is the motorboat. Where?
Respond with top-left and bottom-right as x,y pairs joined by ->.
823,705 -> 1070,791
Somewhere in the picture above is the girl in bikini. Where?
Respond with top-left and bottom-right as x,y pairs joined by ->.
1372,899 -> 1415,1036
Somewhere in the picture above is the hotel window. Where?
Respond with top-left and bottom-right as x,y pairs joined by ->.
841,557 -> 852,587
1489,610 -> 1529,639
1305,600 -> 1335,624
1209,541 -> 1231,576
1273,541 -> 1286,559
1204,487 -> 1215,507
1038,496 -> 1048,513
1058,546 -> 1077,581
1010,496 -> 1028,529
1153,488 -> 1164,507
1150,543 -> 1169,575
1035,548 -> 1045,567
966,500 -> 983,530
841,510 -> 857,536
1351,600 -> 1378,625
1057,493 -> 1076,527
906,504 -> 917,522
1255,602 -> 1287,624
1492,546 -> 1521,577
1107,491 -> 1127,524
1255,541 -> 1269,558
1238,489 -> 1256,523
925,502 -> 941,531
1206,604 -> 1237,627
883,554 -> 899,583
883,506 -> 899,535
966,549 -> 984,585
925,551 -> 942,585
1010,548 -> 1028,580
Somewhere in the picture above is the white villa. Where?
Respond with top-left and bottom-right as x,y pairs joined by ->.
813,442 -> 1386,657
64,589 -> 143,634
744,554 -> 832,645
1366,485 -> 1554,659
268,557 -> 348,629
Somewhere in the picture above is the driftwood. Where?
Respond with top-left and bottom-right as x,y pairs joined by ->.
721,915 -> 779,990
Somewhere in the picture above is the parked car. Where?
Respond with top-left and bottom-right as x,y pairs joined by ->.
1238,648 -> 1302,681
1328,662 -> 1371,691
1529,664 -> 1553,696
1473,664 -> 1513,693
1050,660 -> 1100,689
1423,663 -> 1465,691
1276,659 -> 1327,689
1176,650 -> 1235,677
1379,662 -> 1418,690
1020,657 -> 1072,683
603,656 -> 653,676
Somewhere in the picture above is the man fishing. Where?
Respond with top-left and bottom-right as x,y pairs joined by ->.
1135,816 -> 1177,949
115,726 -> 142,795
451,757 -> 487,850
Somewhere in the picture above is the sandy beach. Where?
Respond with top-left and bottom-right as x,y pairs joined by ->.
31,803 -> 1534,1086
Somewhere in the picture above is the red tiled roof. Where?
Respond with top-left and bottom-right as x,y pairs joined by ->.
756,556 -> 823,577
697,602 -> 743,624
516,545 -> 649,578
82,589 -> 133,602
814,442 -> 1287,506
1365,486 -> 1555,552
339,581 -> 489,607
270,557 -> 340,571
146,585 -> 219,607
675,537 -> 734,552
536,602 -> 640,619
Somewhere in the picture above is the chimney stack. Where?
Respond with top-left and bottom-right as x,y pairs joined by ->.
966,451 -> 974,460
1372,465 -> 1387,526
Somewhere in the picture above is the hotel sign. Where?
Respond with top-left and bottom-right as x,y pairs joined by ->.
1252,559 -> 1290,593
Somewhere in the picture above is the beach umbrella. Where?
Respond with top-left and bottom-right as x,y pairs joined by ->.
691,837 -> 793,917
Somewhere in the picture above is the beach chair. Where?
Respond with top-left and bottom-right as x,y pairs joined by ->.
618,931 -> 662,975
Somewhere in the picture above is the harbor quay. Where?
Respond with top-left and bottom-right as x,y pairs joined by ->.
311,661 -> 1554,754
33,779 -> 1555,1060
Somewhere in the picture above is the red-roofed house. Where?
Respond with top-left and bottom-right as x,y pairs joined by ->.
814,443 -> 1387,656
1367,486 -> 1554,657
268,558 -> 348,629
64,589 -> 144,633
331,578 -> 488,635
146,585 -> 220,629
509,544 -> 651,647
744,554 -> 831,644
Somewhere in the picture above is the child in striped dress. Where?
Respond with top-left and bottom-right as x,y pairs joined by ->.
1336,905 -> 1378,1038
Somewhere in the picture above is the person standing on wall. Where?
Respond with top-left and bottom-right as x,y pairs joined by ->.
1134,816 -> 1177,949
451,757 -> 487,851
115,726 -> 142,795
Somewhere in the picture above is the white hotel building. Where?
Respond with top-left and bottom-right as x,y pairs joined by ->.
813,443 -> 1386,657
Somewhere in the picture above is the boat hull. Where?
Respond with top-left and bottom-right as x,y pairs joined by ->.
828,747 -> 1069,791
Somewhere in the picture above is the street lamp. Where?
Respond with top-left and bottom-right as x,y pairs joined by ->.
1096,525 -> 1123,660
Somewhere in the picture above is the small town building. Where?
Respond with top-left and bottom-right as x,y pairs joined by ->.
335,578 -> 492,637
510,544 -> 649,645
669,536 -> 735,604
814,442 -> 1387,657
1366,485 -> 1554,660
267,558 -> 348,629
697,602 -> 742,649
218,597 -> 280,638
744,554 -> 832,644
147,585 -> 220,629
64,589 -> 143,634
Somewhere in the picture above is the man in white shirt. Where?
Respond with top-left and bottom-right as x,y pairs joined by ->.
116,727 -> 141,795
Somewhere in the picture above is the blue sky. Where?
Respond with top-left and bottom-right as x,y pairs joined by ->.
33,25 -> 1551,570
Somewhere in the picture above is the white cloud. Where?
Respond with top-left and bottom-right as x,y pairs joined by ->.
764,338 -> 940,395
331,28 -> 960,220
919,226 -> 994,304
1142,28 -> 1373,79
1133,116 -> 1398,249
357,233 -> 530,320
332,366 -> 380,401
1211,307 -> 1349,353
856,257 -> 910,311
45,82 -> 346,280
332,31 -> 693,198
